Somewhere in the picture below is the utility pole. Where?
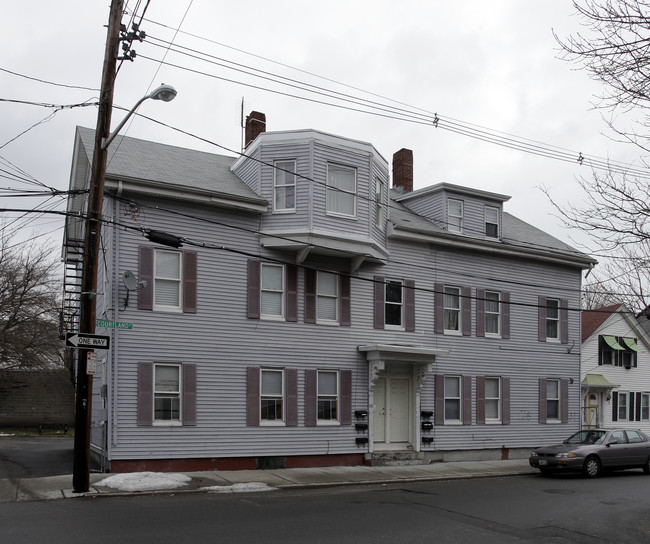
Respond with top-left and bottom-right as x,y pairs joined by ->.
73,0 -> 124,493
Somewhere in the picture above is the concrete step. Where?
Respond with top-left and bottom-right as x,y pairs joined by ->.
365,450 -> 430,467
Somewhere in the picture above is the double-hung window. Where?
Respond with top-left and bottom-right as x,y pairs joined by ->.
444,376 -> 462,422
317,370 -> 339,423
485,377 -> 501,422
273,160 -> 296,212
261,263 -> 284,319
444,286 -> 461,332
326,163 -> 356,217
375,177 -> 385,230
642,394 -> 650,420
485,291 -> 500,336
545,298 -> 560,341
154,364 -> 181,423
618,392 -> 629,421
260,369 -> 284,423
317,271 -> 338,323
546,379 -> 560,421
385,279 -> 404,328
485,206 -> 499,239
154,250 -> 182,311
447,198 -> 463,233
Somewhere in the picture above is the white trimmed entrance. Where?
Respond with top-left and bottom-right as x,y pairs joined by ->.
374,376 -> 411,447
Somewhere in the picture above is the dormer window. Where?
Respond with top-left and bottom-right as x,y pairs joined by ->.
447,198 -> 463,233
485,206 -> 499,239
273,160 -> 296,212
327,163 -> 356,218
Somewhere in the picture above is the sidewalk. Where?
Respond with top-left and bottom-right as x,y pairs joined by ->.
1,459 -> 536,502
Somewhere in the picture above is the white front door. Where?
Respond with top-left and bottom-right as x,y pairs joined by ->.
374,377 -> 410,447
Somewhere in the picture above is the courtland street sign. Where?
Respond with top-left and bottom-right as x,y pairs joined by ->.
96,319 -> 133,330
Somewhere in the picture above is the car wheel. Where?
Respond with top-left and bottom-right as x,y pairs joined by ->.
643,457 -> 650,475
583,456 -> 601,478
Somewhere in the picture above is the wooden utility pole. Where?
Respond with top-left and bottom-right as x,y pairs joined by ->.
73,0 -> 124,493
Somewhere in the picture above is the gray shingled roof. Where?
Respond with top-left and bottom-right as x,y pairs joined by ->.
76,127 -> 266,205
389,189 -> 595,266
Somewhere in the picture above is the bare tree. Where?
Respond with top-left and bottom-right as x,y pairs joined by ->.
550,1 -> 650,313
0,227 -> 63,376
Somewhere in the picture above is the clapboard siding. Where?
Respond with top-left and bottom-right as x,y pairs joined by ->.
97,189 -> 585,461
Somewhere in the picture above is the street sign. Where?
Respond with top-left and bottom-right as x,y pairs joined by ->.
87,352 -> 98,375
96,319 -> 133,330
65,332 -> 111,350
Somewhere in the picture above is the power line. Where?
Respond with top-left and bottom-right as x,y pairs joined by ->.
0,67 -> 100,92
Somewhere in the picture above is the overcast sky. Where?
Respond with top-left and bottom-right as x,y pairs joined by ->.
1,0 -> 643,254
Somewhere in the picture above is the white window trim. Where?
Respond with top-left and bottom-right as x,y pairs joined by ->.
316,271 -> 339,325
273,159 -> 296,214
485,290 -> 501,338
447,198 -> 463,234
260,368 -> 285,426
641,393 -> 650,421
326,163 -> 357,219
153,249 -> 183,313
545,298 -> 560,342
317,370 -> 340,425
546,378 -> 561,422
618,391 -> 629,422
443,285 -> 461,335
485,205 -> 500,239
260,263 -> 285,321
485,377 -> 501,423
385,279 -> 404,330
444,375 -> 462,424
153,363 -> 182,426
375,177 -> 385,231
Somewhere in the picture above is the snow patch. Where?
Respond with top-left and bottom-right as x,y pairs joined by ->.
98,472 -> 191,492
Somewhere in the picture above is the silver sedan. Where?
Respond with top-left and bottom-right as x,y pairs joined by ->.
529,429 -> 650,478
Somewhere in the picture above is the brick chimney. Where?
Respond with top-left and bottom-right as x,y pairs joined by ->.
245,111 -> 266,147
393,148 -> 413,193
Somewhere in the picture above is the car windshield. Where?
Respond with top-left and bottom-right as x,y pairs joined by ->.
563,430 -> 606,445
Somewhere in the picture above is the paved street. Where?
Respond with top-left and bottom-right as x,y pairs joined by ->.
0,437 -> 72,478
2,471 -> 650,543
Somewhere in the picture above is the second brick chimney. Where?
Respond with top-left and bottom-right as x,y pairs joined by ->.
245,111 -> 266,147
392,148 -> 413,193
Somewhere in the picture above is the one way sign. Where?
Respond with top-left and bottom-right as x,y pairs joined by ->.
65,332 -> 111,350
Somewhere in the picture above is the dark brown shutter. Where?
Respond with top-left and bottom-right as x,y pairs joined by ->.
404,279 -> 415,332
304,268 -> 316,323
502,377 -> 511,425
476,376 -> 486,424
461,287 -> 472,336
247,260 -> 260,319
434,374 -> 445,425
339,273 -> 351,327
538,378 -> 547,423
434,283 -> 444,334
501,291 -> 511,339
246,367 -> 260,426
138,247 -> 153,310
629,392 -> 636,422
340,370 -> 352,425
560,299 -> 569,344
462,375 -> 472,425
612,391 -> 619,422
538,296 -> 547,342
636,392 -> 642,422
183,251 -> 198,313
286,369 -> 298,427
182,364 -> 197,426
561,378 -> 569,424
286,265 -> 298,322
373,276 -> 385,330
137,362 -> 153,426
476,289 -> 486,338
304,369 -> 317,426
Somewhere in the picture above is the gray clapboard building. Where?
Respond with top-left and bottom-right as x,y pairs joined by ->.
62,113 -> 595,472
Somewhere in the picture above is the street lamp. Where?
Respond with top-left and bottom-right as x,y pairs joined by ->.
73,81 -> 177,493
102,84 -> 177,149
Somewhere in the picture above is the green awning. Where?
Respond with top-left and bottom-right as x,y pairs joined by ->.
603,335 -> 624,350
581,373 -> 618,389
622,337 -> 641,352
